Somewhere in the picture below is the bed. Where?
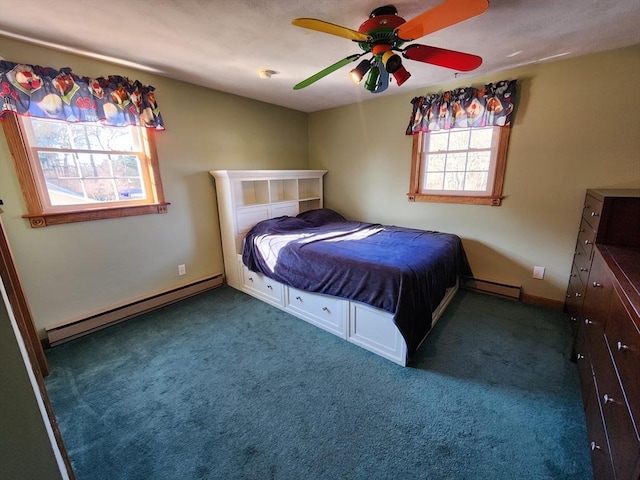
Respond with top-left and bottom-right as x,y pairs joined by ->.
242,208 -> 472,362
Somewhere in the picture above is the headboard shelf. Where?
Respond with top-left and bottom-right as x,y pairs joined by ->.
210,169 -> 327,288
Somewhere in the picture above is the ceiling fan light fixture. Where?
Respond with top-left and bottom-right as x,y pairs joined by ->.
381,50 -> 402,73
392,64 -> 411,86
349,59 -> 372,84
364,65 -> 380,91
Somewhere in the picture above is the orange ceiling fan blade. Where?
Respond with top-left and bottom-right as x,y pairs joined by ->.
396,0 -> 489,41
292,18 -> 371,42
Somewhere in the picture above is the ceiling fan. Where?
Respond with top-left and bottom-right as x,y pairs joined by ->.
292,0 -> 489,93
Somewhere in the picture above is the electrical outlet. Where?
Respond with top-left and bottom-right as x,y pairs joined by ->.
178,264 -> 186,276
532,266 -> 545,280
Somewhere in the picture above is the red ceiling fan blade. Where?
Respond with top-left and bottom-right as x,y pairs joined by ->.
403,44 -> 482,71
396,0 -> 489,41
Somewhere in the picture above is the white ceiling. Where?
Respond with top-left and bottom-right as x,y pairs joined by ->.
0,0 -> 639,113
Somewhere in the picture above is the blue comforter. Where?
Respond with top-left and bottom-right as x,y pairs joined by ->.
242,209 -> 472,359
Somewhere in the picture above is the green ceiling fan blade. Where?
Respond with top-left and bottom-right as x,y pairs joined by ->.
293,54 -> 363,90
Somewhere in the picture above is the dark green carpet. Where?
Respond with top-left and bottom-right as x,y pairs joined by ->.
45,287 -> 592,480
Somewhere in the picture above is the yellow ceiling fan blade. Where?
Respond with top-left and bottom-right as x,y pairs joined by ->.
292,18 -> 371,42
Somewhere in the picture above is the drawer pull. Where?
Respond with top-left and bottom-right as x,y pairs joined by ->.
584,240 -> 592,245
590,441 -> 601,452
570,316 -> 577,322
248,277 -> 254,282
603,394 -> 615,405
584,318 -> 593,325
295,296 -> 302,301
574,251 -> 581,256
576,353 -> 585,360
566,294 -> 571,299
617,341 -> 629,352
322,306 -> 330,312
579,267 -> 588,272
590,211 -> 599,217
592,282 -> 602,288
267,285 -> 273,290
574,292 -> 582,298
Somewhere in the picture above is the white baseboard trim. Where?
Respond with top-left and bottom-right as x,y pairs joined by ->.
46,274 -> 224,347
460,276 -> 522,300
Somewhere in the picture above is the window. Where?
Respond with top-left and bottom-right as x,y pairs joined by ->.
2,113 -> 168,227
408,126 -> 511,206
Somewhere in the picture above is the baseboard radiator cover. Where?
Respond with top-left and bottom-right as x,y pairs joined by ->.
460,276 -> 522,301
46,275 -> 224,347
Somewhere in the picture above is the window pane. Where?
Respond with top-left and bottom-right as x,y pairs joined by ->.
467,151 -> 491,171
424,172 -> 444,190
469,128 -> 493,149
116,179 -> 145,200
426,153 -> 446,172
39,152 -> 79,179
448,129 -> 470,150
112,155 -> 142,177
428,132 -> 448,152
446,153 -> 467,171
464,171 -> 489,191
31,119 -> 73,149
443,171 -> 465,190
84,179 -> 117,201
77,154 -> 113,178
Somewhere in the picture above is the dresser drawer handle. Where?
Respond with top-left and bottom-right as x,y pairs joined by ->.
574,251 -> 581,256
576,353 -> 585,360
248,276 -> 254,282
570,316 -> 577,322
575,292 -> 582,298
590,441 -> 601,452
590,211 -> 599,217
584,240 -> 592,245
603,394 -> 615,405
617,341 -> 629,352
267,285 -> 273,290
579,268 -> 588,272
322,306 -> 329,312
295,296 -> 302,301
592,282 -> 602,288
584,319 -> 593,325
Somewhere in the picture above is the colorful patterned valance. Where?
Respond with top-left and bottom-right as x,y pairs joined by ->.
406,79 -> 516,135
0,60 -> 164,130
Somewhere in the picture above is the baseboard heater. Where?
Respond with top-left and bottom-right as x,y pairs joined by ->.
460,276 -> 522,301
46,274 -> 224,347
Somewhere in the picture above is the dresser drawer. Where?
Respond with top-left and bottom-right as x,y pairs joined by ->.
574,327 -> 594,408
585,389 -> 616,480
577,221 -> 597,263
574,242 -> 592,287
241,265 -> 284,306
605,290 -> 640,434
286,287 -> 348,338
566,268 -> 586,319
582,250 -> 614,331
583,194 -> 604,231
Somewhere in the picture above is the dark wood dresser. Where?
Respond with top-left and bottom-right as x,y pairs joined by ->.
565,189 -> 640,479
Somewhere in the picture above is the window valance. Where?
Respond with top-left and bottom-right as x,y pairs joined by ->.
405,79 -> 516,135
0,60 -> 164,130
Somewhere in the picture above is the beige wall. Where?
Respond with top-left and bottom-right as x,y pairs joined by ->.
0,37 -> 309,335
309,45 -> 640,302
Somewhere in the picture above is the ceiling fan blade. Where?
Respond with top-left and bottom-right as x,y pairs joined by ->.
403,44 -> 482,71
396,0 -> 489,41
292,18 -> 371,42
293,54 -> 363,90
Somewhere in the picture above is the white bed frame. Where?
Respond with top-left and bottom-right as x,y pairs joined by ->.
211,169 -> 458,366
